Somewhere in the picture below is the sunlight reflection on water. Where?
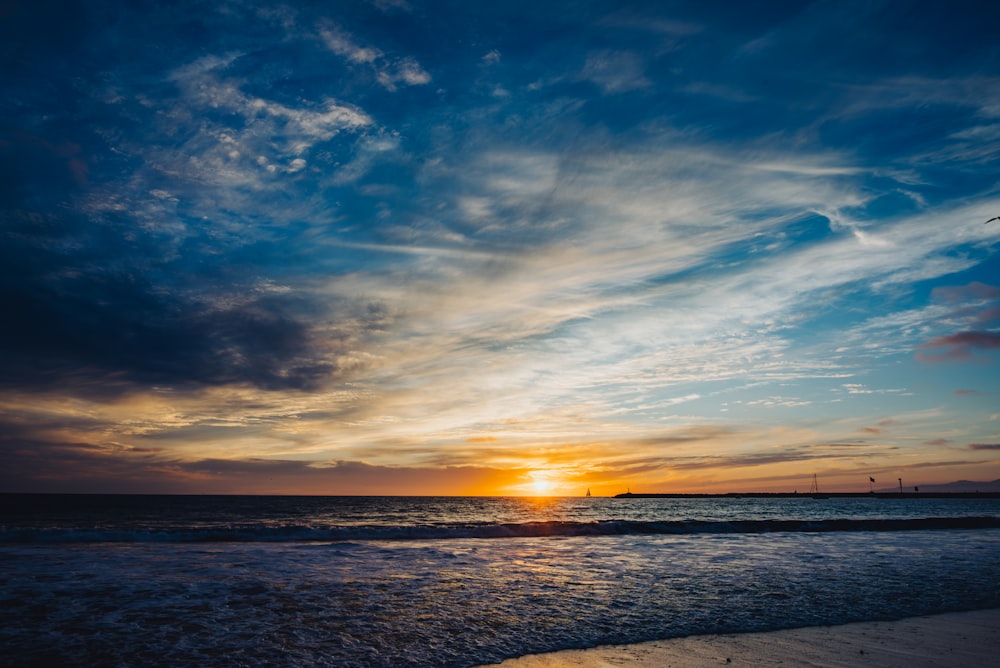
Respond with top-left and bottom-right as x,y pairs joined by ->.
3,529 -> 999,667
3,495 -> 999,666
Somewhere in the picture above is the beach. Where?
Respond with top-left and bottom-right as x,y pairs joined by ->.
481,608 -> 1000,667
2,495 -> 999,667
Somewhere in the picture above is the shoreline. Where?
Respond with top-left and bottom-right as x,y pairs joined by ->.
478,608 -> 1000,667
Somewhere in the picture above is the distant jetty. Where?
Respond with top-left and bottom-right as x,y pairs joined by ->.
614,491 -> 1000,499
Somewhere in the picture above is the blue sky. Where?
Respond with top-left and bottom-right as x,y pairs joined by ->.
2,0 -> 999,494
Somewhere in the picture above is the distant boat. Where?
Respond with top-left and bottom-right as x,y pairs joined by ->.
585,488 -> 591,498
809,474 -> 829,499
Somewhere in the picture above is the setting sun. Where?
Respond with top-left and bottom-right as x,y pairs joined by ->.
531,479 -> 554,495
527,470 -> 561,496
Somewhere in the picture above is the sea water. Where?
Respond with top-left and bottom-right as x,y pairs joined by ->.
2,495 -> 999,667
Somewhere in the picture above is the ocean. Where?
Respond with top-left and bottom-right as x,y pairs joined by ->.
2,494 -> 999,667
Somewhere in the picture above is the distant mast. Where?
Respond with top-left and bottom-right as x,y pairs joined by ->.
809,474 -> 828,499
585,488 -> 591,498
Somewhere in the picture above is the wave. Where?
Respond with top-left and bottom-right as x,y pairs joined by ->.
2,516 -> 1000,544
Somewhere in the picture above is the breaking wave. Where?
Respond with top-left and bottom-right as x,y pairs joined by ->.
4,516 -> 999,544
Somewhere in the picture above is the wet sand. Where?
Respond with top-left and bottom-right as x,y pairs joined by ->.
479,608 -> 1000,667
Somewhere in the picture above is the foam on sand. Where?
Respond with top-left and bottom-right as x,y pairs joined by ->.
479,609 -> 1000,667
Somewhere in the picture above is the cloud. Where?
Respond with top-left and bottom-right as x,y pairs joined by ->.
372,0 -> 412,12
0,272 -> 386,393
916,281 -> 1000,363
0,141 -> 395,399
330,132 -> 403,184
659,444 -> 859,472
932,282 -> 1000,303
0,432 -> 516,494
319,132 -> 997,444
599,12 -> 701,37
319,24 -> 430,91
319,26 -> 382,63
835,76 -> 1000,121
928,282 -> 1000,327
969,443 -> 1000,451
377,57 -> 432,89
580,50 -> 650,93
917,331 -> 1000,363
168,54 -> 373,164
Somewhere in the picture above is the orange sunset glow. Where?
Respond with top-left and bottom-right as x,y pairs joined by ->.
1,0 -> 998,497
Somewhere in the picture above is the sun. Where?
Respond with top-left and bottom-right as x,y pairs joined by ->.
528,470 -> 559,496
531,478 -> 555,495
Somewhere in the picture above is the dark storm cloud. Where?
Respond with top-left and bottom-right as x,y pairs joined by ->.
0,240 -> 377,393
0,210 -> 391,396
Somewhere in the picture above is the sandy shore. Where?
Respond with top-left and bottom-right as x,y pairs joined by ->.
478,608 -> 1000,667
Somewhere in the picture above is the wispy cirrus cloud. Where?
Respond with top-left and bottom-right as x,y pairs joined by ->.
834,76 -> 1000,120
579,50 -> 651,93
290,128 -> 997,452
319,23 -> 430,91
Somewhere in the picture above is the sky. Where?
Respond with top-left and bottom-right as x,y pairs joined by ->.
2,0 -> 999,496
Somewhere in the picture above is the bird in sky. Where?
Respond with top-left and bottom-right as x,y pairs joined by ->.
986,216 -> 1000,224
